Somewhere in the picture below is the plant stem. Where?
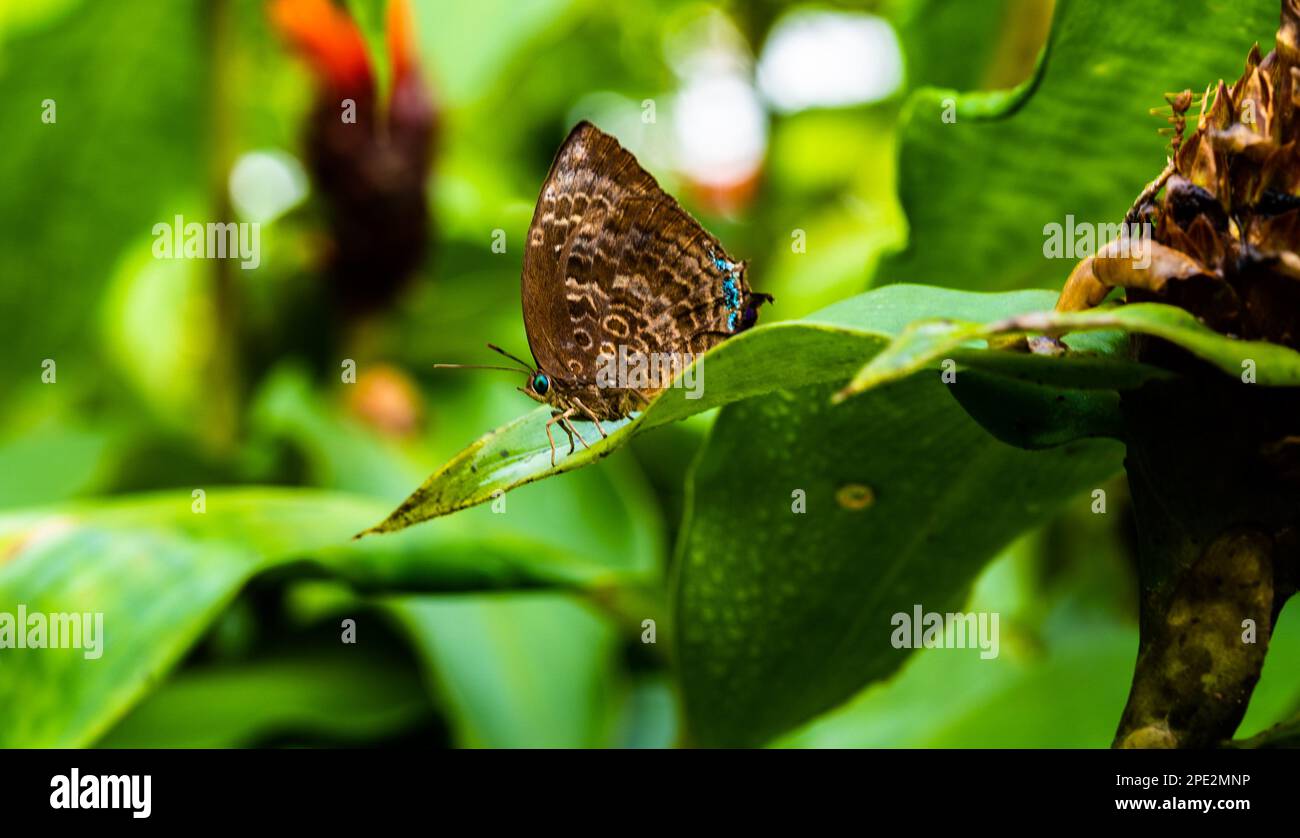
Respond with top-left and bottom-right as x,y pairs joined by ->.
1114,365 -> 1300,748
204,0 -> 242,451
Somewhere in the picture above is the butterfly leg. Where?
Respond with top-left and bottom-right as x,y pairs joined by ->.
560,419 -> 576,454
561,414 -> 591,450
573,399 -> 608,439
544,409 -> 576,467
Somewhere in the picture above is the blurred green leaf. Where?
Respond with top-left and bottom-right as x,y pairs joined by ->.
385,592 -> 621,747
1237,599 -> 1300,740
0,488 -> 647,746
782,622 -> 1137,748
249,365 -> 429,499
890,0 -> 1031,92
914,628 -> 1135,746
1232,719 -> 1300,748
760,109 -> 906,318
881,0 -> 1278,290
0,411 -> 118,510
674,377 -> 1123,746
96,651 -> 429,748
100,245 -> 218,431
0,0 -> 205,383
345,0 -> 391,105
781,514 -> 1138,747
411,0 -> 579,106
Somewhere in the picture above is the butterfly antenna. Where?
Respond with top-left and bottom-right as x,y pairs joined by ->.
433,363 -> 529,373
486,343 -> 535,372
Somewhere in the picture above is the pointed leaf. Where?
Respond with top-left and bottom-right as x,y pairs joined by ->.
839,301 -> 1300,402
365,285 -> 1147,534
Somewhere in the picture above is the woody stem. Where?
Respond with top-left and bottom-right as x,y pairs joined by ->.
1113,367 -> 1300,748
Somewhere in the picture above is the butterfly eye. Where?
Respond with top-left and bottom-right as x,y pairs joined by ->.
532,373 -> 550,395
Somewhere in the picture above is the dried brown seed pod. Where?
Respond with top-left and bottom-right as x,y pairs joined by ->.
1053,1 -> 1300,350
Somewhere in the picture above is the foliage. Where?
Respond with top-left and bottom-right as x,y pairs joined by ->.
2,0 -> 1298,750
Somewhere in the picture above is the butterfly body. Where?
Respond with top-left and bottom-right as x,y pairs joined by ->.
519,121 -> 771,438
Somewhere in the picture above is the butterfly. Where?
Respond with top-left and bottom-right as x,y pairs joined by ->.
441,121 -> 772,465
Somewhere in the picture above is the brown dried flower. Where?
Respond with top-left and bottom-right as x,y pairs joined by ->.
1054,1 -> 1300,349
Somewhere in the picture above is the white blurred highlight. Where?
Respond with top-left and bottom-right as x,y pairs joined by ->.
228,150 -> 308,224
672,75 -> 767,187
665,10 -> 766,195
757,10 -> 904,114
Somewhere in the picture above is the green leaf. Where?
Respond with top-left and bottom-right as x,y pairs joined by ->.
0,0 -> 206,384
1231,718 -> 1300,748
881,0 -> 1278,290
890,0 -> 1034,92
385,592 -> 621,747
1236,601 -> 1300,741
1014,305 -> 1300,385
839,301 -> 1300,402
96,651 -> 430,748
781,515 -> 1144,748
363,285 -> 1107,534
250,363 -> 663,574
411,0 -> 578,106
345,0 -> 391,107
948,370 -> 1126,448
782,625 -> 1137,748
0,488 -> 644,746
674,377 -> 1124,747
0,410 -> 118,510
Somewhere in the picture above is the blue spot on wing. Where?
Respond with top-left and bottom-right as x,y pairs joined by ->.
722,277 -> 740,309
711,251 -> 743,328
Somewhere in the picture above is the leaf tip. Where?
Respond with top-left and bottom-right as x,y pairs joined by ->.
352,521 -> 387,540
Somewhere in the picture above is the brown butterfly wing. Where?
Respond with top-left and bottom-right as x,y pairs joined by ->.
522,122 -> 760,401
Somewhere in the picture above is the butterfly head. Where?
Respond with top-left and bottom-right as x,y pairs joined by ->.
435,344 -> 566,408
520,369 -> 563,407
497,349 -> 569,410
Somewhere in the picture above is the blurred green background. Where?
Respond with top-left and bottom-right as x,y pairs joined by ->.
1,0 -> 1297,748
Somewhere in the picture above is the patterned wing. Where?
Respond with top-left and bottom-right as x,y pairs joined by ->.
521,122 -> 762,394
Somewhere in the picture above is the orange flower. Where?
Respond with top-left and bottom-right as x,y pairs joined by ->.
270,0 -> 373,94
